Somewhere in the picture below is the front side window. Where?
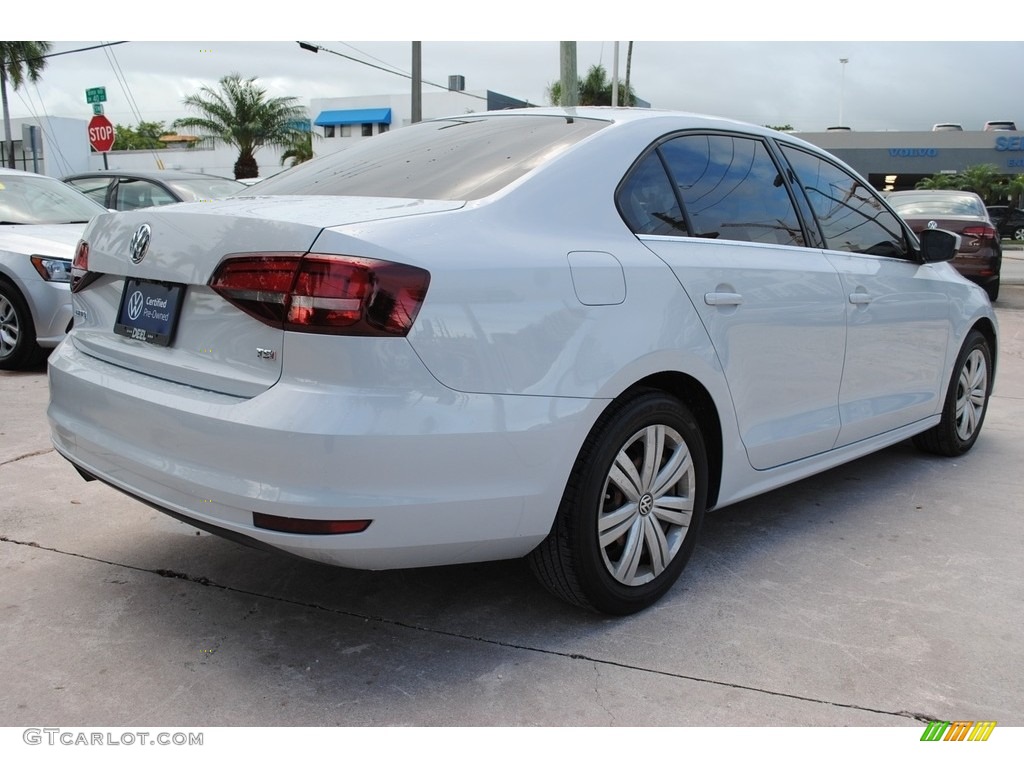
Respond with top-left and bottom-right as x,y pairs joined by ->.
659,134 -> 805,247
782,145 -> 907,258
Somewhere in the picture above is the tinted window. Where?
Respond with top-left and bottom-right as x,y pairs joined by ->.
249,114 -> 609,201
888,193 -> 987,218
617,152 -> 686,236
659,134 -> 805,246
782,145 -> 907,257
116,180 -> 177,210
65,177 -> 110,206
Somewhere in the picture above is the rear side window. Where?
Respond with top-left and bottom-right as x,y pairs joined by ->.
659,134 -> 805,247
782,145 -> 907,258
618,152 -> 686,236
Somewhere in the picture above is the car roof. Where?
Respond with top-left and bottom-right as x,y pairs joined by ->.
0,168 -> 54,178
63,169 -> 235,181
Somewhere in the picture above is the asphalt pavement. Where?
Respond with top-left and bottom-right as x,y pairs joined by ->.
1,285 -> 1023,733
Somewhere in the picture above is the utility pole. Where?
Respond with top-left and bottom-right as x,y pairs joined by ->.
612,42 -> 619,107
412,42 -> 422,124
559,42 -> 578,107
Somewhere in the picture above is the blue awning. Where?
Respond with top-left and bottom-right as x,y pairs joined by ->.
314,108 -> 392,127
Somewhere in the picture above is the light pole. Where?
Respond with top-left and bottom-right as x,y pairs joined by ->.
839,58 -> 849,127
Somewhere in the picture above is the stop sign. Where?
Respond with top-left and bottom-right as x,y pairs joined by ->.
87,115 -> 116,153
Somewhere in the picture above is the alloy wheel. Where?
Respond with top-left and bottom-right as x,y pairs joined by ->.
0,293 -> 19,360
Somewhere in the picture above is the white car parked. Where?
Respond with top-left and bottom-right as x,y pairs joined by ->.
0,168 -> 106,369
48,108 -> 997,614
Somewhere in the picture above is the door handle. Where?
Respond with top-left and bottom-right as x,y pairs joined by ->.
704,292 -> 743,306
849,292 -> 872,305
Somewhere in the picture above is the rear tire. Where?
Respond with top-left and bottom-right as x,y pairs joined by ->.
0,279 -> 46,371
529,390 -> 707,615
985,279 -> 999,303
913,330 -> 992,457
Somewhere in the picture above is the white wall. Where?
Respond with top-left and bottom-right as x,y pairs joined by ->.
86,143 -> 289,180
3,116 -> 91,178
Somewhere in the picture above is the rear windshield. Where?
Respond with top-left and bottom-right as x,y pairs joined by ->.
247,114 -> 608,201
889,194 -> 987,218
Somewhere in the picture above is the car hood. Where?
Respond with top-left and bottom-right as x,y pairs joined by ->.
0,223 -> 87,257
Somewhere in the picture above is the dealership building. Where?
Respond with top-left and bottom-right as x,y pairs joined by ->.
794,128 -> 1024,195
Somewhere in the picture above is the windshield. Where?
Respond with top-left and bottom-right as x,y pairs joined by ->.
168,177 -> 246,201
889,194 -> 987,218
0,173 -> 107,224
248,114 -> 609,201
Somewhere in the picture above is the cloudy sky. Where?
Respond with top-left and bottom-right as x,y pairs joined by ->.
8,10 -> 1023,134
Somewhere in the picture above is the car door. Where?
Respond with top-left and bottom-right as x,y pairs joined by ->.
620,132 -> 847,470
779,143 -> 950,446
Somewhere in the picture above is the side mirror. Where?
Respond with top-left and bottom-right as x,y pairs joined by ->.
918,228 -> 960,263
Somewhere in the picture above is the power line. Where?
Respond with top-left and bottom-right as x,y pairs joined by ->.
17,41 -> 130,63
296,41 -> 489,104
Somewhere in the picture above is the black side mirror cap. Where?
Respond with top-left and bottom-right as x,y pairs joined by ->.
918,228 -> 960,263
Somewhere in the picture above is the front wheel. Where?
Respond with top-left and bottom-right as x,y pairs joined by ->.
528,391 -> 708,614
1014,227 -> 1024,241
0,280 -> 46,371
913,330 -> 992,456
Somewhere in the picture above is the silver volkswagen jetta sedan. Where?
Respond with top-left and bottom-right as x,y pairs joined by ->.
48,108 -> 997,614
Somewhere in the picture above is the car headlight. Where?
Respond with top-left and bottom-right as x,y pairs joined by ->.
30,255 -> 72,283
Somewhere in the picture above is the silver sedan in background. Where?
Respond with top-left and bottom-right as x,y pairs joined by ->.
0,169 -> 106,369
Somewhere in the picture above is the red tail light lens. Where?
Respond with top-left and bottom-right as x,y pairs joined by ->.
210,253 -> 430,336
963,225 -> 998,240
71,240 -> 95,293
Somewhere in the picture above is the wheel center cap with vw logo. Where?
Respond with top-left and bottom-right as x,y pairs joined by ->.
129,224 -> 152,264
638,492 -> 655,516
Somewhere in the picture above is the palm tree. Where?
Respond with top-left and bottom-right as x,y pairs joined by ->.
280,132 -> 313,168
915,173 -> 959,191
549,64 -> 636,107
1,41 -> 51,169
956,164 -> 1003,203
174,74 -> 306,179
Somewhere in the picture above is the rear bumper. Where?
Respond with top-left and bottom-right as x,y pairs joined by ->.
47,340 -> 603,569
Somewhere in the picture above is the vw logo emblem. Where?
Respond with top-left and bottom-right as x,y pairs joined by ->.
127,290 -> 144,321
129,224 -> 151,264
926,220 -> 938,230
638,492 -> 655,516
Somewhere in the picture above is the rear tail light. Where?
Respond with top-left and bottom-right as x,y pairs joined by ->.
963,225 -> 998,241
210,253 -> 430,336
71,240 -> 93,293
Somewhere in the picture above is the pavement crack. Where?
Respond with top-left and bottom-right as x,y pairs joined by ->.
0,534 -> 938,724
0,447 -> 54,467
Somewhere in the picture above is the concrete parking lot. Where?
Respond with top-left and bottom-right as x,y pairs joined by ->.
2,282 -> 1023,730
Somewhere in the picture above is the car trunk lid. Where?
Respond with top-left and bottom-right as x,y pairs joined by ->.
70,196 -> 460,397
